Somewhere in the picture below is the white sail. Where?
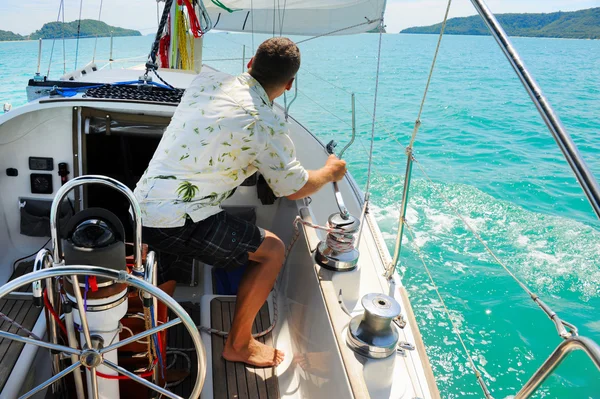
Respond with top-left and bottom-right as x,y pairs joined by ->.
204,0 -> 385,36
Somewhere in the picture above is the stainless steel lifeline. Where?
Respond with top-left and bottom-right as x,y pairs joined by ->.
469,1 -> 600,397
470,0 -> 600,220
515,336 -> 600,398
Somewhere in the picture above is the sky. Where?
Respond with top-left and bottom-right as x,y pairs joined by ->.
0,0 -> 599,35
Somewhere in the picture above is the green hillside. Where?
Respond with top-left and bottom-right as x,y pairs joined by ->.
31,20 -> 141,39
0,20 -> 141,41
401,7 -> 600,39
0,30 -> 24,41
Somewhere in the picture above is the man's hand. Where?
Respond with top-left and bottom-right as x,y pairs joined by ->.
286,155 -> 348,201
325,155 -> 347,182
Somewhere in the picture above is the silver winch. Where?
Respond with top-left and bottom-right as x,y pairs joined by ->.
315,212 -> 360,272
347,293 -> 402,358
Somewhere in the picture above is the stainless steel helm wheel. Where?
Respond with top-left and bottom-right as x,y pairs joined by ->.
0,265 -> 206,399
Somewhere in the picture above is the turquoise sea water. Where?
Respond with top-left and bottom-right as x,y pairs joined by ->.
1,32 -> 599,398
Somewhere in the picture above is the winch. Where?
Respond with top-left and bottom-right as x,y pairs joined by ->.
315,212 -> 360,271
347,293 -> 401,358
317,139 -> 361,271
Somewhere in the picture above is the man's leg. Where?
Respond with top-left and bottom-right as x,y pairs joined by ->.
222,229 -> 285,367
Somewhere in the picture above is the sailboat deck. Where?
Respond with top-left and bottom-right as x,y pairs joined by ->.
167,302 -> 202,397
211,297 -> 280,399
0,262 -> 43,393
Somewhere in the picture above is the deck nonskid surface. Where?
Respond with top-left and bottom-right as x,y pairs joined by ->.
167,301 -> 202,397
0,261 -> 43,393
211,297 -> 279,399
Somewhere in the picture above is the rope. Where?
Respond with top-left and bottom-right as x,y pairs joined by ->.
385,0 -> 453,278
196,0 -> 214,33
176,7 -> 192,70
43,288 -> 68,337
403,221 -> 494,399
364,15 -> 385,200
148,0 -> 176,70
143,306 -> 156,369
97,360 -> 156,380
74,0 -> 84,70
412,156 -> 576,339
165,349 -> 192,387
150,303 -> 166,379
153,69 -> 177,90
409,0 -> 453,147
0,311 -> 41,340
182,0 -> 204,37
210,0 -> 240,13
296,18 -> 382,45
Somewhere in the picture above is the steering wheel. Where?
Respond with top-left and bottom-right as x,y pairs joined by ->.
0,265 -> 206,399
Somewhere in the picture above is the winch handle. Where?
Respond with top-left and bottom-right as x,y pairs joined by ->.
326,140 -> 350,220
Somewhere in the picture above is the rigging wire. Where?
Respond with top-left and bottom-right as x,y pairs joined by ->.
299,66 -> 412,159
157,0 -> 160,26
272,0 -> 276,37
250,0 -> 255,52
411,156 -> 577,339
62,0 -> 66,74
92,0 -> 105,63
364,16 -> 385,200
403,222 -> 494,399
296,18 -> 382,45
74,0 -> 85,70
294,87 -> 371,159
387,0 -> 453,278
300,67 -> 410,155
409,0 -> 453,147
278,0 -> 288,36
46,0 -> 65,77
301,67 -> 353,96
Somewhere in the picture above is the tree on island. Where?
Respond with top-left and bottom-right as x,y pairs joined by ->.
401,7 -> 600,40
0,20 -> 141,41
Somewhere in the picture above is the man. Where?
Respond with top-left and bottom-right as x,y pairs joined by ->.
134,37 -> 346,367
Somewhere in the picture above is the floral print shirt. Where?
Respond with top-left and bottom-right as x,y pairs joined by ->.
134,71 -> 309,228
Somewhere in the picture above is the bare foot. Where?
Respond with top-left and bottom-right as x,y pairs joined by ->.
222,338 -> 284,367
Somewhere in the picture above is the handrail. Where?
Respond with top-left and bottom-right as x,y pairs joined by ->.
515,336 -> 600,398
49,175 -> 144,272
470,0 -> 600,220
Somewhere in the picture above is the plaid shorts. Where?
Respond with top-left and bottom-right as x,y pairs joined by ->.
142,211 -> 265,271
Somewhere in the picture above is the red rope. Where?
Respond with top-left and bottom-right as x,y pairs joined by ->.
43,289 -> 68,337
42,289 -> 164,382
182,0 -> 203,37
159,34 -> 170,68
96,360 -> 157,380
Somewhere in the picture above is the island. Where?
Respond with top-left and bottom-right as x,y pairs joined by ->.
0,20 -> 141,41
401,7 -> 600,40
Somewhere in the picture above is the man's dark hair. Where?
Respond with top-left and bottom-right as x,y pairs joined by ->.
250,37 -> 300,90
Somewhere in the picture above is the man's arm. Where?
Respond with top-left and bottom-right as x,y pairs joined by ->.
287,155 -> 346,201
